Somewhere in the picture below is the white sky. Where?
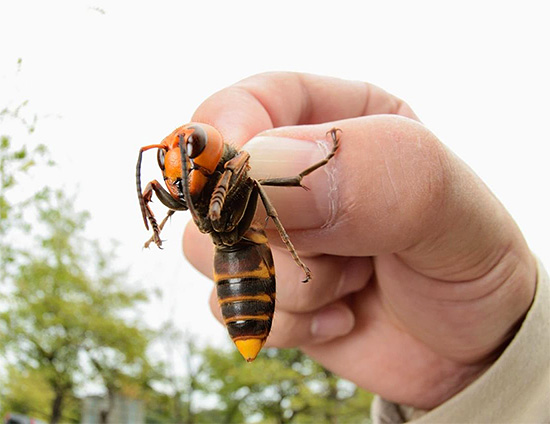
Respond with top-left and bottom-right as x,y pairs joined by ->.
1,0 -> 549,358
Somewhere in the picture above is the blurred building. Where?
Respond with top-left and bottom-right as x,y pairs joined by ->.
3,413 -> 46,424
81,395 -> 144,424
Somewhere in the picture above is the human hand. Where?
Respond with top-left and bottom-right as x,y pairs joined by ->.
183,72 -> 536,409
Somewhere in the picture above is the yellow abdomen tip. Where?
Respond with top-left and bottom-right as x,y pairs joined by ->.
235,338 -> 264,362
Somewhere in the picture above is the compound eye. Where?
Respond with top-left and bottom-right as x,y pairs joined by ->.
186,125 -> 207,158
157,148 -> 166,170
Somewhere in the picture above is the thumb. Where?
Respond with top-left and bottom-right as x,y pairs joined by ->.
244,115 -> 447,257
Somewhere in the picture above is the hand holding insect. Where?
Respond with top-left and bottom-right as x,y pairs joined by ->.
183,72 -> 536,410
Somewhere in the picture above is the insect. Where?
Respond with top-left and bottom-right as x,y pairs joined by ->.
136,123 -> 340,361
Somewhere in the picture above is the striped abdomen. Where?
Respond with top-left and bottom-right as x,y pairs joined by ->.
213,226 -> 275,362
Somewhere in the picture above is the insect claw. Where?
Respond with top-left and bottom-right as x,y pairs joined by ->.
326,127 -> 343,138
143,231 -> 164,249
301,184 -> 311,191
155,235 -> 163,247
143,237 -> 157,249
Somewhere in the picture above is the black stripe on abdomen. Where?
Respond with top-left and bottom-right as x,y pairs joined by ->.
216,277 -> 275,299
220,298 -> 275,319
226,319 -> 272,339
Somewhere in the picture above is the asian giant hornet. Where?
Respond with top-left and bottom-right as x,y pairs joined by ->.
136,123 -> 340,361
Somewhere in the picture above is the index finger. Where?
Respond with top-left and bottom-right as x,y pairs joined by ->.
192,72 -> 419,147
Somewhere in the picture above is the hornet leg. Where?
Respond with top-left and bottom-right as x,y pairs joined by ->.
255,181 -> 311,283
143,209 -> 175,248
209,151 -> 251,223
142,180 -> 186,248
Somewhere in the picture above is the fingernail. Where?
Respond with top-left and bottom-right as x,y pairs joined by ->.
244,135 -> 338,230
311,304 -> 354,339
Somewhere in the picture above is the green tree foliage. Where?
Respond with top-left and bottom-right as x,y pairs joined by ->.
0,189 -> 152,424
142,327 -> 202,424
197,347 -> 373,424
0,365 -> 80,423
144,338 -> 373,424
0,102 -> 50,282
0,99 -> 153,424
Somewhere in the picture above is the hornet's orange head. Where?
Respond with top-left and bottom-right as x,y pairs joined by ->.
158,123 -> 224,200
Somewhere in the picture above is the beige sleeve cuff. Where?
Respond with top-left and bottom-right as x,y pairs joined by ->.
372,258 -> 550,423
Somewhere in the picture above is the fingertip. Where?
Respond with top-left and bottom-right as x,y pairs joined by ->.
310,303 -> 355,340
182,221 -> 197,261
183,222 -> 214,279
265,301 -> 355,349
208,289 -> 223,323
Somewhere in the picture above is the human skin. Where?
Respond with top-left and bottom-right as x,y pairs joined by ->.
182,72 -> 536,409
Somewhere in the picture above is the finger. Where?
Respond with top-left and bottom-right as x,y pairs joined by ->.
183,223 -> 373,312
267,248 -> 372,313
192,72 -> 418,148
184,113 -> 520,284
247,115 -> 449,256
208,290 -> 355,348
